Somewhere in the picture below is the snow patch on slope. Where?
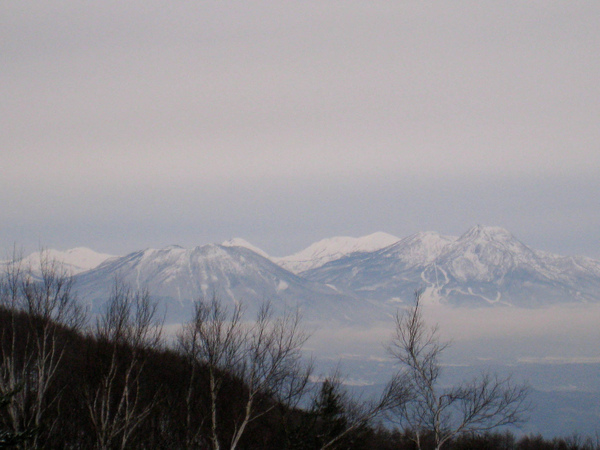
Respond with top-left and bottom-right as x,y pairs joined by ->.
386,231 -> 457,266
15,247 -> 116,275
221,238 -> 270,258
274,232 -> 400,273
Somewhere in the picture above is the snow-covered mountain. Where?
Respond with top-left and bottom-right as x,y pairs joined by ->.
301,230 -> 458,305
273,232 -> 400,273
5,247 -> 115,276
303,225 -> 600,307
74,243 -> 373,323
14,226 -> 600,324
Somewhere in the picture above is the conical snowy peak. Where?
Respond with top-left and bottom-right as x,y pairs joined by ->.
438,225 -> 541,282
274,232 -> 400,273
428,225 -> 539,281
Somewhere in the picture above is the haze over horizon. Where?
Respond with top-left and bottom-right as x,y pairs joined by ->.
7,224 -> 598,264
3,2 -> 599,258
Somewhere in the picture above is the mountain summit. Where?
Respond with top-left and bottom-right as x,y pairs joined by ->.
304,225 -> 600,307
221,238 -> 270,258
74,243 -> 372,323
15,226 -> 600,324
2,247 -> 115,276
273,232 -> 400,273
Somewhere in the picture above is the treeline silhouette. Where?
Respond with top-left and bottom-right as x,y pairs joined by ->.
0,254 -> 598,449
3,307 -> 599,450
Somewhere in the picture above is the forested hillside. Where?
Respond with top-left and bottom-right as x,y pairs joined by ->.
0,256 -> 598,449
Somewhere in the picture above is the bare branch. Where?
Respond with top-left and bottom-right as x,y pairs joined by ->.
386,290 -> 530,450
177,296 -> 311,450
87,279 -> 163,449
0,250 -> 86,447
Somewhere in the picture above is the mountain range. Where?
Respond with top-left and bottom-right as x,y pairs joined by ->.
9,226 -> 599,438
73,244 -> 372,323
302,225 -> 600,308
9,225 -> 600,323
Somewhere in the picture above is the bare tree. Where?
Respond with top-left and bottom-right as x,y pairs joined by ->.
386,291 -> 530,450
230,302 -> 311,449
177,296 -> 245,449
0,250 -> 86,448
86,279 -> 163,450
177,296 -> 312,450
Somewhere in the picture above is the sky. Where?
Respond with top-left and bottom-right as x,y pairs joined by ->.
2,1 -> 600,258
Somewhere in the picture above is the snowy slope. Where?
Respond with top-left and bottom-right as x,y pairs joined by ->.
303,230 -> 457,304
304,226 -> 600,307
7,247 -> 116,276
273,232 -> 400,273
74,244 -> 374,323
221,238 -> 270,258
11,226 -> 600,320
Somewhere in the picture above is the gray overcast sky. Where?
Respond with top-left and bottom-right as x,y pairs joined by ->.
2,1 -> 600,257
